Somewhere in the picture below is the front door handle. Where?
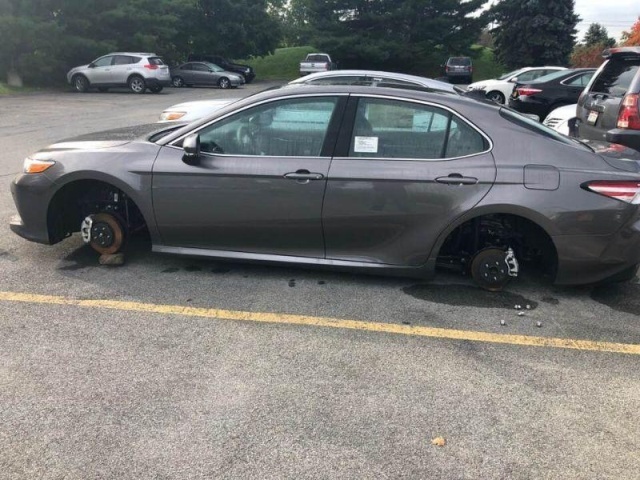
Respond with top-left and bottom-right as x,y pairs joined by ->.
435,173 -> 478,185
284,170 -> 325,182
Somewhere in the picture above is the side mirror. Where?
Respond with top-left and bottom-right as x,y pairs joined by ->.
182,134 -> 201,165
509,77 -> 518,83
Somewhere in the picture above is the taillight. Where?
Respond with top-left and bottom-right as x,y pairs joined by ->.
324,63 -> 330,70
144,64 -> 159,70
617,94 -> 640,129
584,181 -> 640,203
516,87 -> 542,96
446,66 -> 450,72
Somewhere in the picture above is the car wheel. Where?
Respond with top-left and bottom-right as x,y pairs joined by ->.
128,75 -> 146,94
149,85 -> 163,93
171,76 -> 184,88
486,91 -> 505,104
73,75 -> 89,93
86,213 -> 126,255
471,248 -> 513,291
218,77 -> 231,89
97,87 -> 109,93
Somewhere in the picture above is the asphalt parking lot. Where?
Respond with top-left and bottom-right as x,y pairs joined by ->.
1,84 -> 640,479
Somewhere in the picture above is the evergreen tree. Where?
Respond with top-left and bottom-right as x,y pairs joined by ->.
490,0 -> 579,69
583,23 -> 615,47
289,0 -> 487,74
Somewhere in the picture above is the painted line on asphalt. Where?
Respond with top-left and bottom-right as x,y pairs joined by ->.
1,290 -> 639,355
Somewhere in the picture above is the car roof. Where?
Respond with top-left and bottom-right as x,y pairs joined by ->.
289,70 -> 458,92
107,52 -> 157,56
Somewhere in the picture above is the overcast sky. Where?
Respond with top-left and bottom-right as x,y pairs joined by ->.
574,0 -> 639,41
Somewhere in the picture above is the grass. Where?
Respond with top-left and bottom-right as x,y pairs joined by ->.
239,46 -> 317,81
0,81 -> 37,95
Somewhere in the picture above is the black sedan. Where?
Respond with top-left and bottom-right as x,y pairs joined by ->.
10,84 -> 640,290
509,68 -> 595,121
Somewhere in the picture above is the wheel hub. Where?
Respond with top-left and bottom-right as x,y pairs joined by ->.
91,222 -> 115,248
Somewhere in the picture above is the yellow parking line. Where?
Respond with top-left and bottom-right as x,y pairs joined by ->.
1,290 -> 639,355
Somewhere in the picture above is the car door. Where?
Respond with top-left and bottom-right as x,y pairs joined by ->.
322,95 -> 495,266
192,63 -> 215,85
85,55 -> 114,84
111,55 -> 138,84
152,95 -> 347,257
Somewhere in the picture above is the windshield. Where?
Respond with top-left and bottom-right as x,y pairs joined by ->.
499,108 -> 592,151
527,70 -> 570,84
205,62 -> 224,72
497,68 -> 524,81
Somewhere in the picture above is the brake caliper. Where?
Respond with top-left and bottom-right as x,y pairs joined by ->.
80,215 -> 94,244
505,247 -> 519,277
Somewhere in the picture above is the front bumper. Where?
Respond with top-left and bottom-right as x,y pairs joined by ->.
9,174 -> 55,245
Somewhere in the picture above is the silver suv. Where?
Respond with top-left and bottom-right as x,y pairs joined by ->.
67,52 -> 171,94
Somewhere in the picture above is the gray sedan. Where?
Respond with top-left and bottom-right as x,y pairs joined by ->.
10,85 -> 640,290
170,62 -> 244,89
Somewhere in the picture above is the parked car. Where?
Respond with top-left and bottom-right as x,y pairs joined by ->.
170,62 -> 244,89
300,53 -> 336,76
187,54 -> 255,83
543,104 -> 578,136
12,85 -> 640,290
577,47 -> 640,152
468,66 -> 567,104
509,68 -> 595,121
66,52 -> 171,94
159,69 -> 462,122
444,57 -> 473,84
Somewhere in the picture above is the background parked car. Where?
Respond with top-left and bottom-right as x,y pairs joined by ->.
543,104 -> 578,136
577,47 -> 640,151
66,52 -> 171,94
444,57 -> 473,84
509,68 -> 595,121
170,62 -> 244,89
299,53 -> 336,76
187,54 -> 255,83
467,66 -> 567,104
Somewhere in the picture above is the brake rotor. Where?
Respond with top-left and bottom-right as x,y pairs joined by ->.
471,248 -> 513,291
88,213 -> 124,255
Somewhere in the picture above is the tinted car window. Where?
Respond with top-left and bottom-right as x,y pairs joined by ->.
447,57 -> 471,66
566,72 -> 594,87
196,97 -> 338,157
93,56 -> 113,67
307,55 -> 330,62
591,58 -> 640,97
348,98 -> 486,159
114,55 -> 134,65
148,57 -> 165,66
193,63 -> 210,72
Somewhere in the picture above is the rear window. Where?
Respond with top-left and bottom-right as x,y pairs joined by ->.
591,57 -> 640,97
499,108 -> 591,151
148,57 -> 165,66
447,57 -> 471,66
307,55 -> 330,62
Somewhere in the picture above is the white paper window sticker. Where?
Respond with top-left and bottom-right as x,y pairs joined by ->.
354,136 -> 379,153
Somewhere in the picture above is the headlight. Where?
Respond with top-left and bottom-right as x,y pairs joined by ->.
160,111 -> 186,121
23,157 -> 55,174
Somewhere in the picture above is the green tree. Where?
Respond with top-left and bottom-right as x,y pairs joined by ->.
289,0 -> 487,75
490,0 -> 579,69
583,23 -> 615,47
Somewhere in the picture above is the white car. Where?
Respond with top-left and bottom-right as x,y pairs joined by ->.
158,70 -> 462,122
467,66 -> 567,104
542,104 -> 577,136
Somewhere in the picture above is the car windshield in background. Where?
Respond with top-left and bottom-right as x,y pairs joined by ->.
497,69 -> 524,80
499,108 -> 591,151
591,58 -> 640,97
526,70 -> 572,83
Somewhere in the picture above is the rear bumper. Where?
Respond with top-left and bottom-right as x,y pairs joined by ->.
146,78 -> 171,88
606,129 -> 640,152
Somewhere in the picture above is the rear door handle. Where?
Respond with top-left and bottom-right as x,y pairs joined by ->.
435,174 -> 478,185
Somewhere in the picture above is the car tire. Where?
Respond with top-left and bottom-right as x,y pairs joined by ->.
486,91 -> 505,104
171,76 -> 184,88
218,77 -> 231,89
73,75 -> 89,93
128,75 -> 146,94
149,85 -> 163,93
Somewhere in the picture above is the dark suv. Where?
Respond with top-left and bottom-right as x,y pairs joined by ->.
187,54 -> 255,83
577,47 -> 640,151
444,57 -> 473,84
